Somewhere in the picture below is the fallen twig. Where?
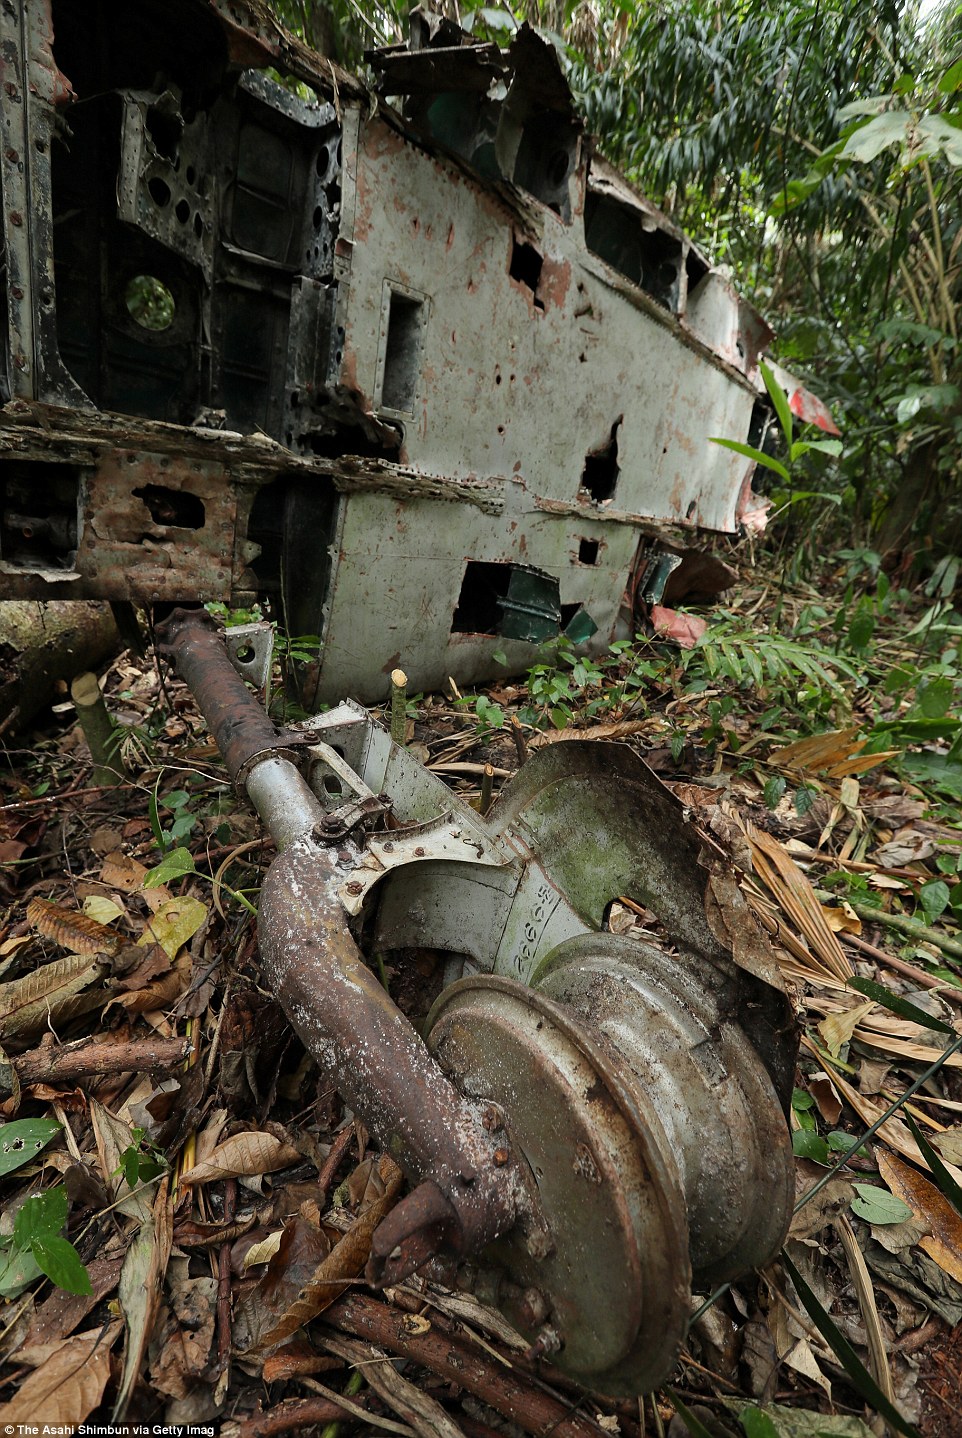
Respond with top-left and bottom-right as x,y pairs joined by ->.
840,932 -> 962,1005
236,1398 -> 358,1438
0,1034 -> 191,1091
847,900 -> 962,960
323,1293 -> 610,1438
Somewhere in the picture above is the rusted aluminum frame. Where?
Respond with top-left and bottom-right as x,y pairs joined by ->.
155,606 -> 520,1281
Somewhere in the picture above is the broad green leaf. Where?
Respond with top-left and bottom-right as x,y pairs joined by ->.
792,1129 -> 829,1164
739,1409 -> 780,1438
709,437 -> 790,482
794,785 -> 817,817
14,1185 -> 68,1245
0,1119 -> 61,1176
82,895 -> 125,925
760,360 -> 794,450
920,880 -> 951,925
764,775 -> 787,810
142,847 -> 196,888
781,1251 -> 918,1437
940,59 -> 962,93
837,95 -> 895,120
0,1239 -> 43,1297
848,977 -> 955,1033
916,676 -> 955,720
851,1182 -> 914,1225
30,1234 -> 92,1295
732,1401 -> 875,1436
847,609 -> 875,651
917,114 -> 962,165
139,896 -> 207,959
840,110 -> 911,161
828,1131 -> 867,1157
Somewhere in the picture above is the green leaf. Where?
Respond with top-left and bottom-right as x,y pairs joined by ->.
14,1185 -> 68,1246
789,438 -> 843,460
739,1409 -> 781,1438
939,58 -> 962,94
847,977 -> 955,1034
709,437 -> 790,482
30,1235 -> 92,1295
792,1129 -> 829,1164
904,1112 -> 962,1218
917,676 -> 955,720
917,114 -> 962,165
760,360 -> 794,451
920,880 -> 951,925
0,1119 -> 61,1176
143,846 -> 196,888
839,110 -> 911,162
847,609 -> 875,652
764,775 -> 787,810
837,94 -> 895,120
0,1240 -> 43,1298
781,1251 -> 918,1437
851,1182 -> 914,1225
828,1131 -> 867,1157
794,785 -> 817,817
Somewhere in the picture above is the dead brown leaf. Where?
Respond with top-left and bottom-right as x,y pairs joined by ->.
22,1255 -> 123,1348
817,1000 -> 875,1059
747,826 -> 851,981
261,1342 -> 342,1381
27,896 -> 123,955
0,953 -> 108,1042
150,1270 -> 217,1399
0,1322 -> 121,1424
878,1148 -> 962,1285
241,1154 -> 404,1356
179,1128 -> 303,1185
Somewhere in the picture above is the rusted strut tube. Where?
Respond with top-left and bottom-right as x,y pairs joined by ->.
156,609 -> 519,1281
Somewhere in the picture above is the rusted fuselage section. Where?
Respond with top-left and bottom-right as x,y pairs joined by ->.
0,0 -> 828,698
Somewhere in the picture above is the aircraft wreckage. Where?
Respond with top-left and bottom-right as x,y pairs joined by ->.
0,0 -> 827,1393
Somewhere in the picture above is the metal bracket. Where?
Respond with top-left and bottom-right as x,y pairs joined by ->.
224,621 -> 275,692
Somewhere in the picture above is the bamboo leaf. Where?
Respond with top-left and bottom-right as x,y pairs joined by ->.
760,359 -> 794,450
709,436 -> 790,482
781,1252 -> 918,1437
847,977 -> 956,1034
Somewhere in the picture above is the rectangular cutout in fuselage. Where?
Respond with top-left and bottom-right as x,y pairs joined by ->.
379,287 -> 425,414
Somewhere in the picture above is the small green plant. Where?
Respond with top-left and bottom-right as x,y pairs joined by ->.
142,846 -> 258,915
473,693 -> 505,732
0,1185 -> 91,1298
114,1127 -> 167,1188
710,360 -> 843,515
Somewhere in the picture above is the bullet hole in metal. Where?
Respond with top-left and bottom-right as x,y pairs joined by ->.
580,419 -> 621,504
132,484 -> 205,529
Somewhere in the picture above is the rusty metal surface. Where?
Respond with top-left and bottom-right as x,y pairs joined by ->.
428,974 -> 691,1394
154,608 -> 285,782
0,0 -> 829,699
158,608 -> 521,1282
158,614 -> 796,1393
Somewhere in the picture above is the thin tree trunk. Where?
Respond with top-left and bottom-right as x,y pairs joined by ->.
0,601 -> 121,735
